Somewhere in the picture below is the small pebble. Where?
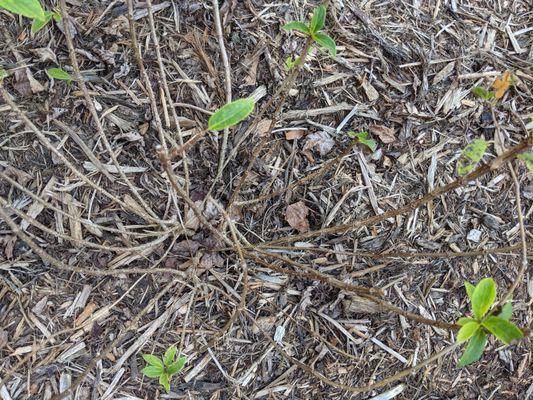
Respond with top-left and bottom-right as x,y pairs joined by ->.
467,229 -> 482,242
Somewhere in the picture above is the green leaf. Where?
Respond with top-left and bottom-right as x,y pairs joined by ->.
282,21 -> 309,34
313,32 -> 337,57
0,0 -> 45,20
309,5 -> 326,34
142,354 -> 164,368
51,11 -> 61,22
285,56 -> 299,71
348,131 -> 377,152
46,67 -> 72,83
163,346 -> 177,366
471,278 -> 496,319
471,86 -> 494,101
0,69 -> 7,81
464,281 -> 475,301
482,316 -> 523,345
208,98 -> 255,131
141,365 -> 163,378
457,321 -> 479,342
498,301 -> 512,321
457,139 -> 487,176
458,329 -> 487,367
167,355 -> 187,375
159,373 -> 170,393
517,152 -> 533,172
31,10 -> 54,34
457,317 -> 475,326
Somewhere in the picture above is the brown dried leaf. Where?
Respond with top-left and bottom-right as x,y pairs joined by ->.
285,129 -> 305,140
285,201 -> 310,232
370,125 -> 396,144
256,119 -> 272,137
304,131 -> 335,155
361,80 -> 379,101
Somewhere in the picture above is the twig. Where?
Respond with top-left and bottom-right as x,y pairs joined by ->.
50,280 -> 184,400
145,0 -> 190,193
211,0 -> 233,182
0,87 -> 160,224
500,162 -> 529,304
236,140 -> 360,206
243,305 -> 462,393
249,243 -> 531,259
258,136 -> 533,246
58,0 -> 160,223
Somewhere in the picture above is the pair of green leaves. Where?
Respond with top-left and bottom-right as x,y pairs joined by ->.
456,278 -> 523,367
347,130 -> 377,152
0,0 -> 60,34
142,346 -> 187,393
282,5 -> 337,58
457,139 -> 487,176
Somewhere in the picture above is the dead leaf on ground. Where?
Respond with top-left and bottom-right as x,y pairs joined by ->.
492,71 -> 512,99
173,240 -> 202,254
14,68 -> 44,96
199,252 -> 224,269
285,201 -> 310,232
256,119 -> 272,137
32,48 -> 58,63
361,79 -> 379,101
285,129 -> 305,140
370,125 -> 396,144
304,131 -> 335,155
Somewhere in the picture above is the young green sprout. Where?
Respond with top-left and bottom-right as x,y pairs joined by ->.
456,278 -> 523,367
142,346 -> 187,393
282,4 -> 337,69
0,0 -> 61,34
347,130 -> 377,152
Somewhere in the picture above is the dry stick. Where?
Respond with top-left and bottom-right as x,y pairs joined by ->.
50,279 -> 181,400
255,243 -> 531,259
158,150 -> 252,354
145,0 -> 190,194
0,272 -> 161,390
252,248 -> 458,330
0,88 -> 159,224
225,36 -> 315,213
158,148 -> 377,297
168,128 -> 208,159
252,248 -> 381,296
258,136 -> 533,246
0,171 -> 166,238
0,206 -> 194,279
58,0 -> 160,224
236,139 -> 360,206
499,162 -> 529,306
211,0 -> 233,182
243,305 -> 462,394
362,294 -> 459,330
53,119 -> 115,182
0,195 -> 174,253
194,206 -> 250,354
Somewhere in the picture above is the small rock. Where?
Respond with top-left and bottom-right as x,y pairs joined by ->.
467,229 -> 482,242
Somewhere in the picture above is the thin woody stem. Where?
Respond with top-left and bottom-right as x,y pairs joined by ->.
258,136 -> 533,246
